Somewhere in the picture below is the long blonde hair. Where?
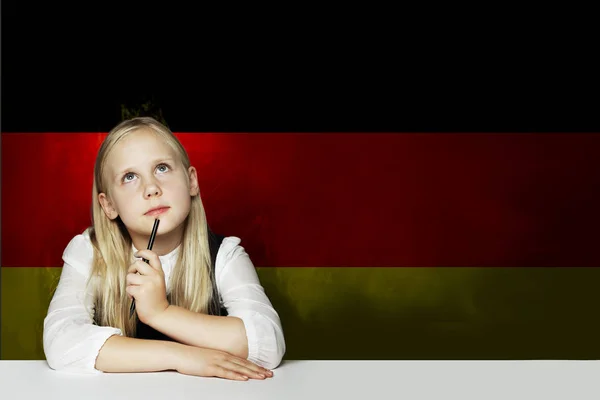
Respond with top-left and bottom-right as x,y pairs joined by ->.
88,117 -> 217,337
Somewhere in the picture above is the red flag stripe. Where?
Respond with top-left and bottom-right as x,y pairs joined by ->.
2,132 -> 599,267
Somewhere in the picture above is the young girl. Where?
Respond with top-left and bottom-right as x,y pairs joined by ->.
43,117 -> 285,380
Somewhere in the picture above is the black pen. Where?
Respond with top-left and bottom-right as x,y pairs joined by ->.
130,218 -> 160,318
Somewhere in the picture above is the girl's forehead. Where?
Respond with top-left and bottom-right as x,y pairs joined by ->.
113,129 -> 175,156
107,129 -> 179,169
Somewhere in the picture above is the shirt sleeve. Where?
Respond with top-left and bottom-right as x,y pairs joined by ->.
216,237 -> 286,370
43,232 -> 122,374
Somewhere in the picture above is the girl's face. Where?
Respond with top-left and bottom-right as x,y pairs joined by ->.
98,128 -> 199,246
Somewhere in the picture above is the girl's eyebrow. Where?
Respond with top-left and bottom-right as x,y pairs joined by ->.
113,157 -> 176,179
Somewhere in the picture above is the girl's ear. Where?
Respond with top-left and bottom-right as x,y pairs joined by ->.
188,166 -> 200,196
98,193 -> 119,220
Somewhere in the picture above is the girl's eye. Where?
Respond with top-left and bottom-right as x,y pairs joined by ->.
156,164 -> 170,173
123,172 -> 136,182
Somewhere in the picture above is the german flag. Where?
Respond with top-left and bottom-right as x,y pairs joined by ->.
2,132 -> 600,360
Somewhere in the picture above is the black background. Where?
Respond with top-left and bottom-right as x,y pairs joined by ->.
2,3 -> 598,133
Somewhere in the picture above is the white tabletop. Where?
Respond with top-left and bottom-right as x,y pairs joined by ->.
1,360 -> 599,400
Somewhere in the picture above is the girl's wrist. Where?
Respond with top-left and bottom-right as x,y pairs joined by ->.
142,303 -> 171,328
163,340 -> 187,371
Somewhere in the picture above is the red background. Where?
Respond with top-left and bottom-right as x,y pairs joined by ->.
2,133 -> 599,268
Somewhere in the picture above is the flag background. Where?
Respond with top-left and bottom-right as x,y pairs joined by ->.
2,132 -> 600,360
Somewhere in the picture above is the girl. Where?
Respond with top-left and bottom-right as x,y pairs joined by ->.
43,117 -> 285,381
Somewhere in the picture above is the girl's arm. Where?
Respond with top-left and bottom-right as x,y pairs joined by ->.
143,306 -> 250,358
145,237 -> 286,369
95,335 -> 272,380
94,335 -> 180,372
45,234 -> 269,379
43,234 -> 123,373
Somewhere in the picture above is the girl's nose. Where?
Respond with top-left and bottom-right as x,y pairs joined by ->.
144,184 -> 162,198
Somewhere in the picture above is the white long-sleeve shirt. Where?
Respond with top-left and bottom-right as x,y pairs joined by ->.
43,229 -> 286,374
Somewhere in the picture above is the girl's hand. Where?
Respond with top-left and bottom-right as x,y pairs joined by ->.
175,345 -> 273,381
126,249 -> 169,325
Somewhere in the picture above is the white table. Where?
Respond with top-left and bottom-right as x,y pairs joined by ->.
1,360 -> 599,399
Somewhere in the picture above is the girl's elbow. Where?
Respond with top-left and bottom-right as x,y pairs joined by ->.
43,318 -> 64,370
42,323 -> 79,372
43,343 -> 65,371
43,335 -> 67,371
43,334 -> 60,370
251,334 -> 285,370
266,333 -> 286,370
45,356 -> 63,371
269,353 -> 285,370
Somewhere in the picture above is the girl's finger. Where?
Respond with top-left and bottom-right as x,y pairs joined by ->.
222,360 -> 266,380
228,357 -> 272,377
126,272 -> 145,285
129,260 -> 155,276
212,365 -> 249,381
134,250 -> 163,272
126,285 -> 139,298
127,264 -> 135,274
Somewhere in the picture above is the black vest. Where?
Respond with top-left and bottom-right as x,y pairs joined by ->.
135,230 -> 227,341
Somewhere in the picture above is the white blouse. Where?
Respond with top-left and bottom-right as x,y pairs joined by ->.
43,230 -> 286,374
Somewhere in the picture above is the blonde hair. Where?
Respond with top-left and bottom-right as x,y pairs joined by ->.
88,117 -> 218,337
